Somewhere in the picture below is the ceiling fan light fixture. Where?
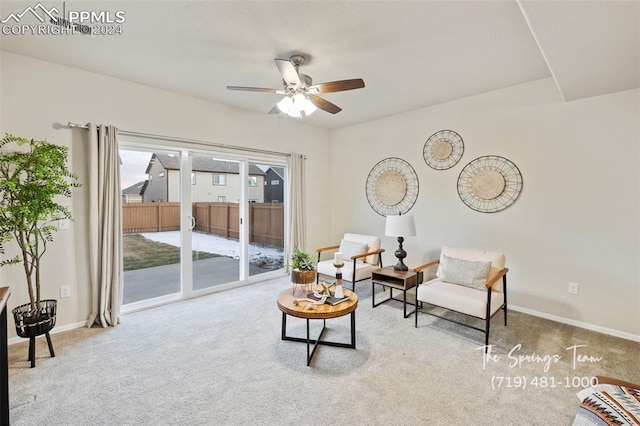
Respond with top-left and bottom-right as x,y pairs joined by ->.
276,96 -> 293,114
294,93 -> 317,116
276,93 -> 317,118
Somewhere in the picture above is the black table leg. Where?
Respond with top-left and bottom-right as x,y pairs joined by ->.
351,311 -> 356,349
281,313 -> 356,366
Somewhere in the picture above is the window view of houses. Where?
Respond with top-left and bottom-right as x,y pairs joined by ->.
122,153 -> 284,204
120,150 -> 285,304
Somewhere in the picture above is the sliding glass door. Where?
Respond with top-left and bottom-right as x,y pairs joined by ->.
120,141 -> 288,310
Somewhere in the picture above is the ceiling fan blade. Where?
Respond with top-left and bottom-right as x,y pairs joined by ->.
308,95 -> 342,114
226,86 -> 283,93
311,79 -> 365,93
268,105 -> 280,114
274,58 -> 301,86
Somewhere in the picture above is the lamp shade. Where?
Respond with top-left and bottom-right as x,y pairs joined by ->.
385,215 -> 416,237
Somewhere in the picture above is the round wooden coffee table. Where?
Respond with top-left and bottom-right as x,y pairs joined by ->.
277,286 -> 358,366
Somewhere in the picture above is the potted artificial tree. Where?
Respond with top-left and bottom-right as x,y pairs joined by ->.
289,246 -> 316,291
0,134 -> 79,367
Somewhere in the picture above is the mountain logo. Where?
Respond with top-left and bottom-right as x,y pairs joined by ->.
1,2 -> 59,24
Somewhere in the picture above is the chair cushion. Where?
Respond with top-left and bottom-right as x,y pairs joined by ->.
338,239 -> 368,264
343,233 -> 381,265
437,245 -> 506,292
416,279 -> 505,319
439,254 -> 491,290
317,259 -> 378,282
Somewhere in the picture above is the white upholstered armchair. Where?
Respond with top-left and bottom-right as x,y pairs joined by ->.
414,245 -> 508,349
316,233 -> 384,291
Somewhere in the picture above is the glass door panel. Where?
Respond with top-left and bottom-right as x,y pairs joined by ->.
248,162 -> 285,277
120,148 -> 182,305
190,154 -> 241,291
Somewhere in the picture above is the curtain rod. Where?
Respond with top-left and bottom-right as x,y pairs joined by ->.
67,122 -> 292,158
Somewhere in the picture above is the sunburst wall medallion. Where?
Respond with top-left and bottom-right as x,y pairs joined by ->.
365,157 -> 419,216
457,155 -> 523,213
423,130 -> 464,170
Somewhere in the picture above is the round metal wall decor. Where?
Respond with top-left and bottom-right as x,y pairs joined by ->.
457,155 -> 523,213
423,130 -> 464,170
366,157 -> 419,216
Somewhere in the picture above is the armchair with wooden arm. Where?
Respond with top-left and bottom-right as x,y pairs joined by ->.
413,245 -> 509,350
316,233 -> 384,292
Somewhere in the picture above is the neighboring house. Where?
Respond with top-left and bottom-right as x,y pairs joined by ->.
264,167 -> 284,203
143,153 -> 266,203
122,181 -> 147,203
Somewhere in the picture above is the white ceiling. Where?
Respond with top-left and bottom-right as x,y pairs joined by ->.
1,0 -> 638,129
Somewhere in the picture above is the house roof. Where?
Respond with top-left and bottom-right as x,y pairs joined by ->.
122,181 -> 147,195
148,154 -> 265,175
2,2 -> 636,130
268,167 -> 285,180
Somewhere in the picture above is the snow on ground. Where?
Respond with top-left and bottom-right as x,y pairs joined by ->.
140,231 -> 284,269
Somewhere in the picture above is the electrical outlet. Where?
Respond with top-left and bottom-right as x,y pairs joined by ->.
568,282 -> 579,295
60,285 -> 71,298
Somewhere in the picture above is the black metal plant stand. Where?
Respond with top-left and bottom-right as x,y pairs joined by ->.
12,300 -> 57,368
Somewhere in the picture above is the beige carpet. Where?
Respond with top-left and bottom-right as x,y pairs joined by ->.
7,276 -> 639,425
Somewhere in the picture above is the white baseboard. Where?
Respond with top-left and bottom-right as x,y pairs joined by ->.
8,302 -> 637,346
509,304 -> 640,343
8,320 -> 88,346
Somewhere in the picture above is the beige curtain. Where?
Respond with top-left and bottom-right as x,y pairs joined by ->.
286,153 -> 306,269
86,124 -> 122,327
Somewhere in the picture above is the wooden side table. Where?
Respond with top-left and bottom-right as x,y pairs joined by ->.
277,286 -> 358,366
371,266 -> 417,318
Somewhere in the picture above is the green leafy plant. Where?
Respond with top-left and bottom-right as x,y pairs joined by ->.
0,229 -> 18,268
290,246 -> 314,271
0,134 -> 80,311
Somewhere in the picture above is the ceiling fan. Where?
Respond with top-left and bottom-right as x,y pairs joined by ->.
226,54 -> 365,118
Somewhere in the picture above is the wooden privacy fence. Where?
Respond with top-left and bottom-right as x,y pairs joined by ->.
123,202 -> 284,248
122,202 -> 180,233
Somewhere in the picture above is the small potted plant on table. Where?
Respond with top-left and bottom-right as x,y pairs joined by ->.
289,246 -> 315,294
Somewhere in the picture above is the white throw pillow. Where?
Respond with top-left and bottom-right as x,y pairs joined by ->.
439,254 -> 491,290
338,239 -> 368,264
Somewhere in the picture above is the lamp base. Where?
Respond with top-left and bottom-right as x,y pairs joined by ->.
393,236 -> 409,272
393,260 -> 409,272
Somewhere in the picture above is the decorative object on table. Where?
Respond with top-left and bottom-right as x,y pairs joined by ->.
457,155 -> 523,213
385,214 -> 417,271
292,281 -> 348,309
365,157 -> 419,216
333,252 -> 345,299
423,130 -> 464,170
293,282 -> 331,310
289,246 -> 316,295
307,281 -> 350,306
0,134 -> 80,367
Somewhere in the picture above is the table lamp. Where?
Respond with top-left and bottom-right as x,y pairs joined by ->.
384,214 -> 416,271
